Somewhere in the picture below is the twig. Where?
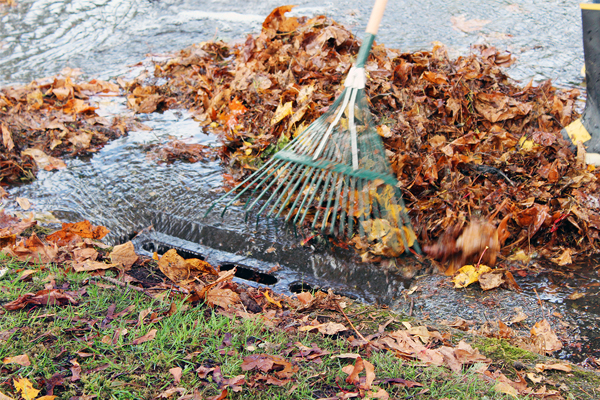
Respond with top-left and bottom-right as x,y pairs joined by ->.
408,298 -> 414,317
90,276 -> 162,302
336,301 -> 369,343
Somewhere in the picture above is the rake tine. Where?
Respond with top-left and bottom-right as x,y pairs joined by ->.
254,163 -> 301,216
284,166 -> 316,221
328,172 -> 345,235
356,179 -> 367,238
270,165 -> 310,218
312,171 -> 333,230
312,88 -> 352,160
347,176 -> 356,238
338,176 -> 349,235
297,169 -> 327,226
321,172 -> 340,234
205,157 -> 280,217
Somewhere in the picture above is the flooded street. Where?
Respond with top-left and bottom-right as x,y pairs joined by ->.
1,0 -> 599,362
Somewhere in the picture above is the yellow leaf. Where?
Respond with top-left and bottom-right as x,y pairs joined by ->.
494,381 -> 518,398
270,101 -> 293,125
452,264 -> 492,288
518,136 -> 537,151
37,397 -> 57,400
14,378 -> 40,400
564,118 -> 591,145
262,290 -> 282,308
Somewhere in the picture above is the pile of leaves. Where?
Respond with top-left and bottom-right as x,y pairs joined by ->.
0,68 -> 145,184
0,211 -> 574,399
124,5 -> 600,267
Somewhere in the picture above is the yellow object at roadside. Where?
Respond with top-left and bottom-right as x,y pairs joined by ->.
452,264 -> 492,288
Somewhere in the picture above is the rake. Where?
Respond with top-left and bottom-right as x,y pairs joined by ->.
206,0 -> 422,256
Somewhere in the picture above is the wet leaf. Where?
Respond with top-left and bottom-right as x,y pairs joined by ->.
452,264 -> 492,288
206,288 -> 240,309
46,220 -> 109,245
451,15 -> 491,32
478,271 -> 505,290
16,197 -> 31,210
21,148 -> 66,171
530,319 -> 562,354
1,124 -> 14,151
551,249 -> 572,266
296,291 -> 313,305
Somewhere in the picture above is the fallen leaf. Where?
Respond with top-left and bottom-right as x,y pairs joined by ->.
70,359 -> 81,382
494,381 -> 518,398
21,148 -> 67,171
13,378 -> 39,400
109,241 -> 138,269
551,249 -> 572,266
73,260 -> 119,272
3,289 -> 79,311
296,291 -> 313,305
451,15 -> 491,33
1,124 -> 14,151
270,101 -> 293,125
169,366 -> 182,384
452,264 -> 492,288
206,288 -> 240,309
46,220 -> 109,245
3,354 -> 31,366
0,390 -> 14,400
530,319 -> 562,354
478,271 -> 505,290
535,362 -> 572,373
131,328 -> 158,345
16,197 -> 31,210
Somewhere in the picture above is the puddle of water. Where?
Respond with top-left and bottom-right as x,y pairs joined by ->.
0,0 -> 585,88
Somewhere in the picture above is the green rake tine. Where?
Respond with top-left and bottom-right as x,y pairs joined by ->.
312,171 -> 334,229
297,168 -> 328,226
269,165 -> 310,218
356,179 -> 367,238
243,162 -> 296,217
252,163 -> 301,216
313,89 -> 352,160
284,166 -> 316,222
328,172 -> 346,235
338,176 -> 350,235
205,157 -> 281,217
347,176 -> 356,237
321,172 -> 341,234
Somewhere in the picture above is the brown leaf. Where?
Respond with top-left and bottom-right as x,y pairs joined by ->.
530,319 -> 562,354
475,92 -> 532,122
3,289 -> 79,311
109,241 -> 138,269
262,5 -> 298,35
131,328 -> 158,345
551,249 -> 572,266
206,288 -> 240,309
241,354 -> 296,378
479,271 -> 505,290
3,354 -> 31,366
296,291 -> 313,305
21,148 -> 66,171
1,124 -> 14,151
70,359 -> 81,382
73,260 -> 119,272
169,366 -> 182,384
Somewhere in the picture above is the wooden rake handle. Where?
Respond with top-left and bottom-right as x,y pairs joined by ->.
366,0 -> 389,35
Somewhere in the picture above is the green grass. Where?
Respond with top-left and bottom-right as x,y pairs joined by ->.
0,253 -> 595,399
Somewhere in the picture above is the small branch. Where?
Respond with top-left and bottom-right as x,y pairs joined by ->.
337,301 -> 369,343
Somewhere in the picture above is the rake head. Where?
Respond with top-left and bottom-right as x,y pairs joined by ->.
206,67 -> 421,256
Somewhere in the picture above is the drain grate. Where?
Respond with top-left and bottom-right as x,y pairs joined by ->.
142,241 -> 206,261
220,263 -> 278,286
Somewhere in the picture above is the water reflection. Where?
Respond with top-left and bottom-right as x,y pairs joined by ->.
0,0 -> 585,88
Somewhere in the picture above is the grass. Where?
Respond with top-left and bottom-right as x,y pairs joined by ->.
0,253 -> 597,399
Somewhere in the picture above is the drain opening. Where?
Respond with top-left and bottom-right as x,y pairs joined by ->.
141,241 -> 205,260
220,263 -> 277,285
289,282 -> 314,293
